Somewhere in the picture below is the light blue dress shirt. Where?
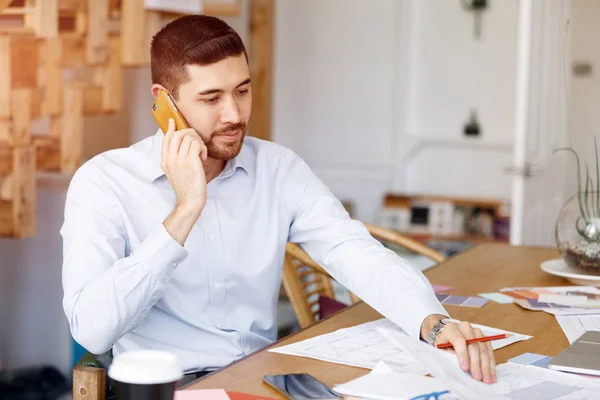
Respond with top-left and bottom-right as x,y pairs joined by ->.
61,131 -> 447,372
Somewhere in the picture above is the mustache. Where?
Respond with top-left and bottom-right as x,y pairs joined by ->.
213,123 -> 246,136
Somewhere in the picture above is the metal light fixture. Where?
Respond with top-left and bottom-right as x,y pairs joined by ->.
460,0 -> 488,39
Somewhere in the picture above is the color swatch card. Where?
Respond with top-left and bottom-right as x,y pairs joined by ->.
500,286 -> 600,302
508,352 -> 554,369
515,298 -> 592,312
432,284 -> 454,293
176,390 -> 277,400
478,292 -> 515,304
175,389 -> 230,400
436,294 -> 488,308
500,286 -> 600,312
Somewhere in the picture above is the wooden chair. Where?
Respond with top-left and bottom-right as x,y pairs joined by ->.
282,222 -> 446,329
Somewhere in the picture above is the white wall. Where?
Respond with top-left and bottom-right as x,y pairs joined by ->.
0,177 -> 72,376
396,0 -> 518,199
273,0 -> 397,221
273,0 -> 518,222
569,0 -> 600,195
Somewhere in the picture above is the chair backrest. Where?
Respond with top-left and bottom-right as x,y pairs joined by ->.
282,222 -> 446,329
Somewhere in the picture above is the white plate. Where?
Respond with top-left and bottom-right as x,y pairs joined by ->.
541,258 -> 600,286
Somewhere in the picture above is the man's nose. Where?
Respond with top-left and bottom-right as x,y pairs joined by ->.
220,96 -> 242,124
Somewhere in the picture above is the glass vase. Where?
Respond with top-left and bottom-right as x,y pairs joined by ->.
556,193 -> 600,273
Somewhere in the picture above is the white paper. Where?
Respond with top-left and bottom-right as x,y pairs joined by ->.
144,0 -> 203,14
556,315 -> 600,344
269,319 -> 430,374
377,327 -> 508,400
513,299 -> 596,314
333,361 -> 454,400
503,286 -> 600,311
379,327 -> 600,400
467,323 -> 532,350
544,308 -> 600,316
491,363 -> 600,399
500,286 -> 600,295
269,318 -> 530,373
538,294 -> 589,306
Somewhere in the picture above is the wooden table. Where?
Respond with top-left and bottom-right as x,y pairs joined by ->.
186,243 -> 568,397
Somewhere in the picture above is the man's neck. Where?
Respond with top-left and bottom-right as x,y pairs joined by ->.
203,158 -> 226,182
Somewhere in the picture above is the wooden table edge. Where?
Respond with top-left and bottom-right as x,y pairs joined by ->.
180,300 -> 366,390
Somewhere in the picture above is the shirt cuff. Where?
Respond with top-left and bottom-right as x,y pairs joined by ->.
131,223 -> 189,277
394,293 -> 449,340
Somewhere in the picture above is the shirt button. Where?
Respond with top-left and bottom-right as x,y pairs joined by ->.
171,263 -> 176,268
214,282 -> 220,288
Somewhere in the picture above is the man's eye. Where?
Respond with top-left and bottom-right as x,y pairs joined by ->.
237,89 -> 249,95
203,97 -> 219,104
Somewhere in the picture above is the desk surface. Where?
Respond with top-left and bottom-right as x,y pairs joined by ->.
186,243 -> 566,397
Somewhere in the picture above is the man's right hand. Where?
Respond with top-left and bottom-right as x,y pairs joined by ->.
161,118 -> 208,245
161,118 -> 208,213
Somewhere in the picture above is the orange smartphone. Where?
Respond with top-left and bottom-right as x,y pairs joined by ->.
151,89 -> 189,134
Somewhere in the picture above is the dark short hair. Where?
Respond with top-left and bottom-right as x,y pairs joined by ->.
150,15 -> 248,99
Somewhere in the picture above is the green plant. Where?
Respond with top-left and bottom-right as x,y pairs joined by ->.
555,137 -> 600,242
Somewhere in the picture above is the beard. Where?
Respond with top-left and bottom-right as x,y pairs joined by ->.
206,122 -> 247,161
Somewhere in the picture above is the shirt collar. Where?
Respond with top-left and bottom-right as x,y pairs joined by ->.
149,130 -> 253,183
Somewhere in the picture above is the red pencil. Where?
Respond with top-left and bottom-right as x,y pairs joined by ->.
436,333 -> 511,349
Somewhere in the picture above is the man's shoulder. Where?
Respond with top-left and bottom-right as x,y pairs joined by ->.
71,135 -> 155,186
243,136 -> 299,164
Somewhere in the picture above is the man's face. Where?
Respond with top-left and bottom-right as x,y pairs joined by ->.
174,54 -> 252,161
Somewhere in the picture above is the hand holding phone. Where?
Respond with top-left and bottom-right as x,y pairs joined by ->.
161,118 -> 208,214
151,90 -> 190,134
151,89 -> 208,213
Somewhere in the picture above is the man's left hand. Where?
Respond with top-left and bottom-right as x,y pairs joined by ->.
422,315 -> 497,384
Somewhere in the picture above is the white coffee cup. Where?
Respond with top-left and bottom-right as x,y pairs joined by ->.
108,350 -> 183,400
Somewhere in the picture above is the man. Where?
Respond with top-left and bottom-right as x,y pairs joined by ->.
61,15 -> 496,384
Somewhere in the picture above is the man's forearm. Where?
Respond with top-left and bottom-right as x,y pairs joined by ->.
310,236 -> 448,339
163,203 -> 202,246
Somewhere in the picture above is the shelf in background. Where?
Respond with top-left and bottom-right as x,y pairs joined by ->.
378,193 -> 511,254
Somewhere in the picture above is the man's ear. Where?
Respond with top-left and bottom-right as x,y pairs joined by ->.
151,84 -> 168,99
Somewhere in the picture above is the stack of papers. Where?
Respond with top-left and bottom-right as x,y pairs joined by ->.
555,314 -> 600,344
543,308 -> 600,316
498,285 -> 600,344
269,318 -> 531,374
270,319 -> 430,374
333,361 -> 451,400
377,327 -> 506,399
500,286 -> 600,312
376,327 -> 600,400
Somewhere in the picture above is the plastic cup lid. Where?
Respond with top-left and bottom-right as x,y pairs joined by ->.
107,350 -> 183,385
